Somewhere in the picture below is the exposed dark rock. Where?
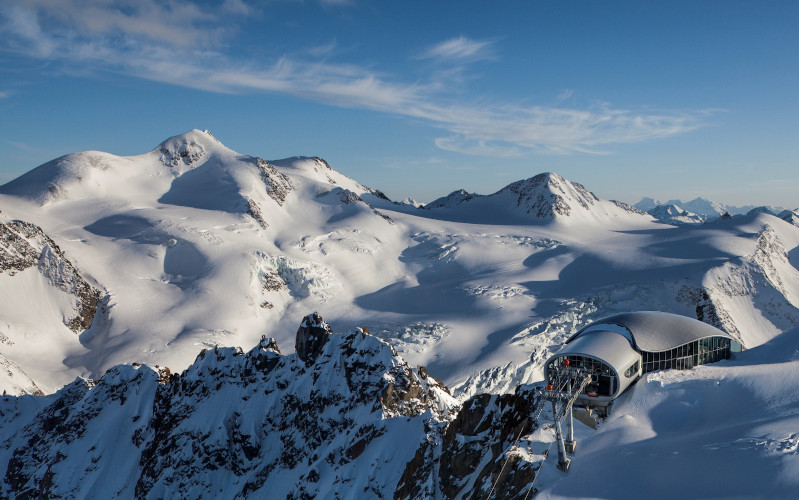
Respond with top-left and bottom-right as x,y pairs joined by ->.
338,189 -> 363,205
612,200 -> 647,215
246,198 -> 269,229
396,386 -> 541,500
1,315 -> 545,499
374,209 -> 395,224
369,188 -> 391,201
255,158 -> 293,206
295,312 -> 331,365
0,217 -> 103,333
501,173 -> 598,218
159,136 -> 208,167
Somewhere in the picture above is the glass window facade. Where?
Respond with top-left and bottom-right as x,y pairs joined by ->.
641,336 -> 736,374
623,360 -> 640,378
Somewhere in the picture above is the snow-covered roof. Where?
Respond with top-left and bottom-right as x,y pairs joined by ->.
556,330 -> 641,373
570,311 -> 734,353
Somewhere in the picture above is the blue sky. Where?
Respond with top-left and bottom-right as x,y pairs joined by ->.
1,1 -> 797,207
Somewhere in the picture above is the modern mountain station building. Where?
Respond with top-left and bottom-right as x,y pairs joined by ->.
544,311 -> 742,414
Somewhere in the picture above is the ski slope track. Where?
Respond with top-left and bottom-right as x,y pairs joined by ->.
1,129 -> 798,497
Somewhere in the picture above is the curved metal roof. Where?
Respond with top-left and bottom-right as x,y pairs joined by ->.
556,330 -> 641,372
569,311 -> 734,352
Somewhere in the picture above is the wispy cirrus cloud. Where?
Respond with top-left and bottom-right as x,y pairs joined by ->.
0,1 -> 713,157
418,36 -> 497,62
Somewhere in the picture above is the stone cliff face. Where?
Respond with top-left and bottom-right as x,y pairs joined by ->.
0,214 -> 102,333
0,316 -> 547,499
396,386 -> 543,500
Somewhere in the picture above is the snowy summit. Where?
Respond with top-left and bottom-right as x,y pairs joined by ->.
0,130 -> 798,498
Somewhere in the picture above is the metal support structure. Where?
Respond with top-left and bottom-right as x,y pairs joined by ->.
551,400 -> 571,472
565,403 -> 576,454
564,378 -> 576,454
537,365 -> 593,474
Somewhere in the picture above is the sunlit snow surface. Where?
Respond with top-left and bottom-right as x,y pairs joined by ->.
1,130 -> 799,497
0,129 -> 798,400
535,327 -> 799,498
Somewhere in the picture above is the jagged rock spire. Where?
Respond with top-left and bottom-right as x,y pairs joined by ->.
295,312 -> 331,364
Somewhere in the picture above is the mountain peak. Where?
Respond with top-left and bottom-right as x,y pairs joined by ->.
647,203 -> 705,225
425,189 -> 473,209
154,129 -> 223,168
497,171 -> 599,218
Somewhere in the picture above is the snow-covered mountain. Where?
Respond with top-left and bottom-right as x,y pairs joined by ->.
1,129 -> 799,497
647,203 -> 705,225
778,208 -> 799,226
0,130 -> 798,400
0,212 -> 102,395
636,196 -> 786,221
425,172 -> 648,225
0,315 -> 548,499
3,314 -> 798,498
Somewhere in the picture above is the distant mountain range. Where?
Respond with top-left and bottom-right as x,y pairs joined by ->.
634,196 -> 791,223
1,129 -> 798,497
636,196 -> 798,226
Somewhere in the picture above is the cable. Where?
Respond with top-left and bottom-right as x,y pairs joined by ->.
486,418 -> 528,499
522,437 -> 555,500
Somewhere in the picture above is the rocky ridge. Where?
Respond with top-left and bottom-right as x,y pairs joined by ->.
0,213 -> 101,333
424,173 -> 645,223
499,173 -> 599,218
0,315 -> 550,499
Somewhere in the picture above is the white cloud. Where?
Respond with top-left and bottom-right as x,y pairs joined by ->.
0,1 -> 712,157
555,89 -> 574,104
5,0 -> 226,49
435,136 -> 525,158
0,90 -> 10,99
419,36 -> 496,62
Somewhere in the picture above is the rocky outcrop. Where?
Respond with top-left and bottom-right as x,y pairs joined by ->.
675,285 -> 728,333
338,189 -> 364,205
611,200 -> 647,215
158,130 -> 215,168
295,312 -> 332,364
0,316 -> 553,499
0,215 -> 102,333
396,385 -> 542,500
245,198 -> 269,229
255,158 -> 293,206
500,173 -> 598,218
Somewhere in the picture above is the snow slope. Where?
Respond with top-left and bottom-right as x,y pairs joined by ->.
0,130 -> 798,403
424,172 -> 650,226
3,315 -> 798,498
535,326 -> 799,498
